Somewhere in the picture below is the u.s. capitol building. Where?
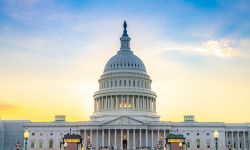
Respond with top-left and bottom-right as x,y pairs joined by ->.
1,22 -> 249,150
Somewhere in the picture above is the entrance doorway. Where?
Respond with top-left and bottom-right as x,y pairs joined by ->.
123,140 -> 127,149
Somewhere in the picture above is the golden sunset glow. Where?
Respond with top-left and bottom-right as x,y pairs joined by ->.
0,0 -> 249,123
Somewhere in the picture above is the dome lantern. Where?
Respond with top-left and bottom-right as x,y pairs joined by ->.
120,20 -> 131,51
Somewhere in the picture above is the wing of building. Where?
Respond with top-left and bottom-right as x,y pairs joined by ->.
1,21 -> 250,150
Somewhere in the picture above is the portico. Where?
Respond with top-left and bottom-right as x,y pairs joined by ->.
79,116 -> 169,150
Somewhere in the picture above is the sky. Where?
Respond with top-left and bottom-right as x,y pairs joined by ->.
0,0 -> 250,122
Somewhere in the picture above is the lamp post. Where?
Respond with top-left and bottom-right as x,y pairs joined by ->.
23,129 -> 29,150
179,142 -> 183,150
64,142 -> 67,150
213,130 -> 219,150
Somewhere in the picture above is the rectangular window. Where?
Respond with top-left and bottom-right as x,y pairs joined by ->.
31,142 -> 35,148
39,142 -> 43,148
187,142 -> 190,148
197,139 -> 200,148
49,140 -> 53,148
39,132 -> 43,136
207,141 -> 210,148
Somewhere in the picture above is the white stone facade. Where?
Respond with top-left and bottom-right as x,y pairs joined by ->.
25,22 -> 250,150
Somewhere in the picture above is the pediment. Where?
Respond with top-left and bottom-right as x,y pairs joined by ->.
103,116 -> 146,126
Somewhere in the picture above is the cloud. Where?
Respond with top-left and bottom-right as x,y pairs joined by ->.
158,38 -> 249,61
194,39 -> 241,58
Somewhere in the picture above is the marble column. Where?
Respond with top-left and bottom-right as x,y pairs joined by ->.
90,130 -> 93,147
133,129 -> 136,149
132,95 -> 135,109
127,129 -> 130,149
243,131 -> 246,150
103,97 -> 105,110
126,95 -> 129,109
237,131 -> 240,149
140,97 -> 142,110
121,129 -> 123,150
146,129 -> 148,148
158,130 -> 160,144
111,96 -> 114,110
98,97 -> 100,110
102,129 -> 104,148
147,97 -> 149,110
148,97 -> 150,110
136,96 -> 139,110
122,95 -> 124,109
107,96 -> 110,110
154,99 -> 156,111
139,129 -> 142,148
108,129 -> 111,147
116,95 -> 118,109
101,97 -> 103,110
96,130 -> 99,150
151,129 -> 154,149
114,129 -> 117,149
225,131 -> 228,146
143,97 -> 146,110
84,130 -> 87,147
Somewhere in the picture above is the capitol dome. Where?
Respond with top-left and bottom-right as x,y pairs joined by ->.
91,21 -> 159,122
104,50 -> 146,73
